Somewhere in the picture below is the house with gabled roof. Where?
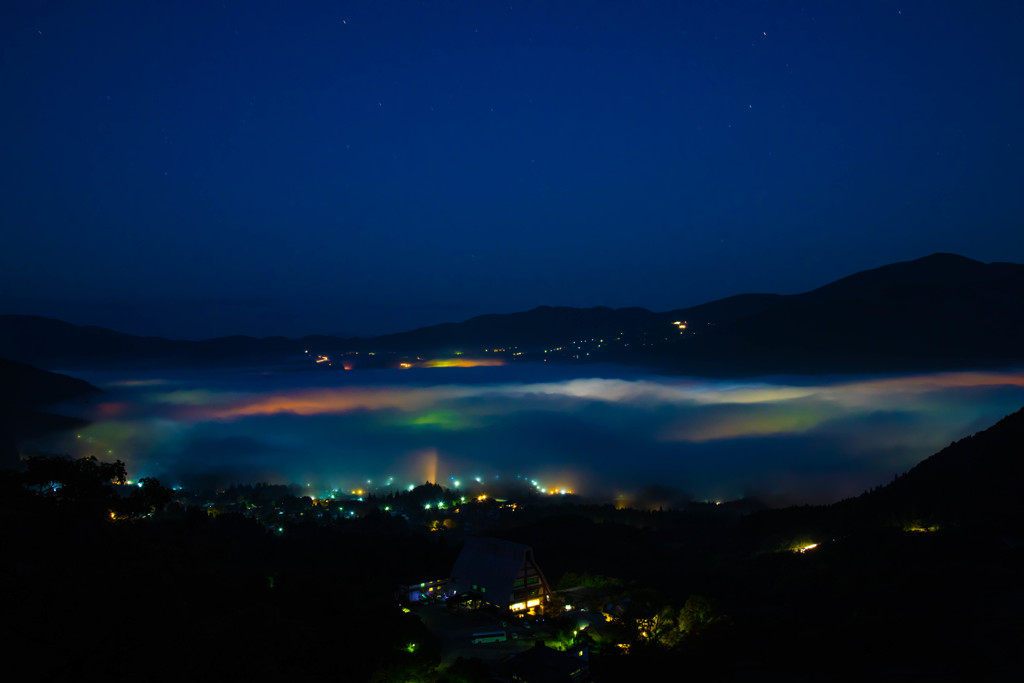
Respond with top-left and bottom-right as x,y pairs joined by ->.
448,536 -> 552,615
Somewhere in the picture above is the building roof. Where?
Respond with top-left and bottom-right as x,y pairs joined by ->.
449,536 -> 536,607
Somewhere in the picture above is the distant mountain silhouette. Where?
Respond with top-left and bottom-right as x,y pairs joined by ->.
2,253 -> 1022,374
360,295 -> 789,354
364,305 -> 660,351
650,253 -> 1024,374
0,315 -> 339,369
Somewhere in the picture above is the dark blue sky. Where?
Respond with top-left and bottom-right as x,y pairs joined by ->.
2,1 -> 1022,339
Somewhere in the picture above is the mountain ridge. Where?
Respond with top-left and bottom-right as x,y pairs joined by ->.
2,253 -> 1023,374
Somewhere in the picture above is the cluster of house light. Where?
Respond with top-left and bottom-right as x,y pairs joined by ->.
509,598 -> 543,612
526,478 -> 573,495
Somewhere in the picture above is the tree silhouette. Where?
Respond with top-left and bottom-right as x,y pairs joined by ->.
118,477 -> 174,517
22,454 -> 126,519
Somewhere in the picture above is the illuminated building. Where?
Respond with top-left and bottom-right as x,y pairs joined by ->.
448,537 -> 552,616
396,578 -> 449,603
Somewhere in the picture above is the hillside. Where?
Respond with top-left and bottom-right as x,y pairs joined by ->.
0,359 -> 100,468
740,404 -> 1024,547
843,405 -> 1024,528
0,358 -> 99,411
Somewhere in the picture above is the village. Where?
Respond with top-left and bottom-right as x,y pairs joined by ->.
162,478 -> 735,682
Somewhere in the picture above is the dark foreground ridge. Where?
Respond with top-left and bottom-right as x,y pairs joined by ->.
3,253 -> 1024,375
740,405 -> 1024,540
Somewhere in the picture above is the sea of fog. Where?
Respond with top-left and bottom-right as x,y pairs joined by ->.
35,363 -> 1024,506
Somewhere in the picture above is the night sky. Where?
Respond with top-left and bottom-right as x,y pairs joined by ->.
3,1 -> 1022,339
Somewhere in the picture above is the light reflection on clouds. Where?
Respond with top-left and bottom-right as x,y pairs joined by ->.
104,378 -> 175,388
44,367 -> 1024,504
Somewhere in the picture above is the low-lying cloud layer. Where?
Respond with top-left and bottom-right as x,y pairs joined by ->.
44,366 -> 1024,505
